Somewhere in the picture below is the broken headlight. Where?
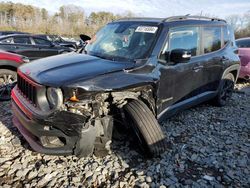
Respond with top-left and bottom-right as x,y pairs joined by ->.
46,87 -> 63,109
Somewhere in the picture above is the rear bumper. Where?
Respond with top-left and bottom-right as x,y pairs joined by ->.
11,87 -> 96,156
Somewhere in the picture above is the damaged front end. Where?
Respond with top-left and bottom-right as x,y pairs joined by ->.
12,70 -> 156,157
61,85 -> 156,156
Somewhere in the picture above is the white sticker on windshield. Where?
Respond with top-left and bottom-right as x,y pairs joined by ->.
135,26 -> 158,33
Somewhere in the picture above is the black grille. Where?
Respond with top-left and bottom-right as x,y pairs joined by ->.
17,74 -> 37,105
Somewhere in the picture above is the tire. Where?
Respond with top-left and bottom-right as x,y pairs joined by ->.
124,100 -> 167,156
213,73 -> 235,107
0,69 -> 17,101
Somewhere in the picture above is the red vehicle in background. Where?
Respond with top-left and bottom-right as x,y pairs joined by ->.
0,50 -> 29,100
236,38 -> 250,80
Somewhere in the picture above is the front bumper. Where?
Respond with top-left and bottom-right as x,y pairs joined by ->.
11,87 -> 96,156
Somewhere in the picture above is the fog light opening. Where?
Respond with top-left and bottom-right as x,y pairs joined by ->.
40,136 -> 65,148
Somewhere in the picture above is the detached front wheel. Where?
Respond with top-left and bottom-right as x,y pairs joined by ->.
0,69 -> 17,101
124,100 -> 167,156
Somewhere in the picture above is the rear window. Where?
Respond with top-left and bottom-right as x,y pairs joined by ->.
0,37 -> 13,43
236,39 -> 250,48
13,37 -> 31,44
203,27 -> 221,53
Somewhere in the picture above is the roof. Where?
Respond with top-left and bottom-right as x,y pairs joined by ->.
0,34 -> 49,39
0,34 -> 30,38
115,15 -> 227,24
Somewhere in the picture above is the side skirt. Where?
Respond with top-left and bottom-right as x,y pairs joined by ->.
157,91 -> 217,123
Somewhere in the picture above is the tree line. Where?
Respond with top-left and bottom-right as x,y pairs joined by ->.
226,12 -> 250,39
0,2 -> 250,39
0,2 -> 133,37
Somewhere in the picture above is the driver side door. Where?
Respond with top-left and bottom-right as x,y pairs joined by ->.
157,26 -> 204,118
32,37 -> 58,58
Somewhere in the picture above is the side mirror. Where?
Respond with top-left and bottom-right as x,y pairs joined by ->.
50,43 -> 55,47
79,34 -> 91,42
169,49 -> 191,63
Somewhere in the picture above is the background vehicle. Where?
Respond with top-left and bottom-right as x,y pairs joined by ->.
0,50 -> 29,100
12,16 -> 240,158
35,34 -> 77,49
236,38 -> 250,80
0,34 -> 73,60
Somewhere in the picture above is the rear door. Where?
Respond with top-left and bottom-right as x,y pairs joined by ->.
32,37 -> 59,58
12,36 -> 37,59
199,26 -> 225,92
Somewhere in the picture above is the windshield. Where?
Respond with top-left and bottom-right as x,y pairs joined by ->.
85,22 -> 158,61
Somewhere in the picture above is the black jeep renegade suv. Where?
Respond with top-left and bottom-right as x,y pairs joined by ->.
11,16 -> 240,157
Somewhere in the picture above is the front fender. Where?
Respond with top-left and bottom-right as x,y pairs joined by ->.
0,60 -> 22,68
66,71 -> 159,92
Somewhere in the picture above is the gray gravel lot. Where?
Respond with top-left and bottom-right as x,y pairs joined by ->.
0,82 -> 249,187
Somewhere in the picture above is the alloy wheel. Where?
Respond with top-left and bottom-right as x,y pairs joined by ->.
0,74 -> 16,101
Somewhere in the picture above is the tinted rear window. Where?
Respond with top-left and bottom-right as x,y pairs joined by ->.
0,37 -> 13,43
13,37 -> 31,44
203,27 -> 221,53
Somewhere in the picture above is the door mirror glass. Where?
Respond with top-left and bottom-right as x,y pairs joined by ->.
169,49 -> 191,63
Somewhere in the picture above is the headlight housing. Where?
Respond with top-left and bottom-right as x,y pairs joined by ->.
21,56 -> 30,63
46,87 -> 63,109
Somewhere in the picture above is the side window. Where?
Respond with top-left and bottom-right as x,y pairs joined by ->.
13,37 -> 31,44
236,40 -> 250,48
161,26 -> 200,60
223,26 -> 230,46
203,27 -> 221,53
0,37 -> 13,43
33,38 -> 51,46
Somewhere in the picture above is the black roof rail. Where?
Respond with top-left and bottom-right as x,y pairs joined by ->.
162,15 -> 227,23
114,17 -> 162,22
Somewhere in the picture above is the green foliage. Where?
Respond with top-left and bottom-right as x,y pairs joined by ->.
0,2 -> 134,37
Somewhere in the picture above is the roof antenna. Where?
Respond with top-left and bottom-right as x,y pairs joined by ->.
185,14 -> 190,17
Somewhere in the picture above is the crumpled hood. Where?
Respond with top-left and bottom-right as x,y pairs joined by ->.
19,52 -> 135,87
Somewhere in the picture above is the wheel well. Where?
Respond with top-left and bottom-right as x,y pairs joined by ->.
229,70 -> 238,81
110,85 -> 156,115
0,65 -> 17,72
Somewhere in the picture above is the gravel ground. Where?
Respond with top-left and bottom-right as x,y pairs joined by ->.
0,82 -> 249,188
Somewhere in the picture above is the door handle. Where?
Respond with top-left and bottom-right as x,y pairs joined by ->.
192,65 -> 203,71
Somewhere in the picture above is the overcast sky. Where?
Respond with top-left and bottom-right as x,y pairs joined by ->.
6,0 -> 250,18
